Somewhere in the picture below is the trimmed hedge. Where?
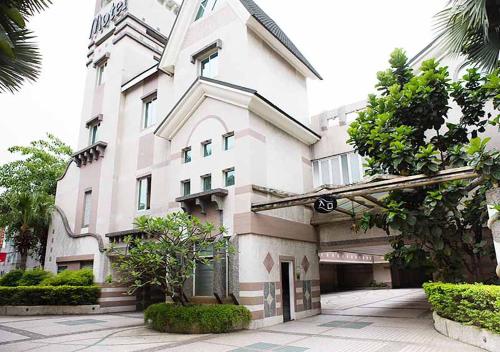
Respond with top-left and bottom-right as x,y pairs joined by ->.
145,303 -> 252,334
423,282 -> 500,334
0,286 -> 99,306
18,269 -> 53,286
0,269 -> 24,287
41,269 -> 94,286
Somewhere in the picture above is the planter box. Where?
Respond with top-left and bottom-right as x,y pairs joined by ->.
433,312 -> 500,352
0,304 -> 137,316
0,305 -> 101,316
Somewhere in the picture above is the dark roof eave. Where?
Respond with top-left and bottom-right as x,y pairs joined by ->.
154,76 -> 321,141
239,0 -> 323,80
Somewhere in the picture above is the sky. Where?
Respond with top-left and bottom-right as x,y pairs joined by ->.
0,0 -> 447,164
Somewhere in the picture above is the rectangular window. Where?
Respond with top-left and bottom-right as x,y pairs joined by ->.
349,153 -> 362,183
194,244 -> 214,296
201,174 -> 212,192
320,159 -> 331,185
194,261 -> 214,296
224,168 -> 235,187
88,124 -> 99,145
202,140 -> 212,157
96,62 -> 107,86
181,180 -> 191,196
195,0 -> 218,21
312,152 -> 364,187
80,261 -> 94,270
200,52 -> 219,78
143,96 -> 157,129
223,133 -> 234,151
82,190 -> 92,228
137,176 -> 152,211
183,147 -> 192,163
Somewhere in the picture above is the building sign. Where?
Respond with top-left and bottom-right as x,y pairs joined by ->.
0,253 -> 6,263
89,1 -> 128,38
314,195 -> 337,214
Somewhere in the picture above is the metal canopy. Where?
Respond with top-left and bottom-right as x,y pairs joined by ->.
251,167 -> 479,222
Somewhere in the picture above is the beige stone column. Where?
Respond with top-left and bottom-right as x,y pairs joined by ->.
486,187 -> 500,278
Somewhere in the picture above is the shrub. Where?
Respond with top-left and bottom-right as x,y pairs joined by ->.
144,304 -> 252,334
423,282 -> 500,334
0,286 -> 99,306
0,269 -> 24,287
41,269 -> 94,286
17,269 -> 53,286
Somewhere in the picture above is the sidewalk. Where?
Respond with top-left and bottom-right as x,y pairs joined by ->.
0,289 -> 484,351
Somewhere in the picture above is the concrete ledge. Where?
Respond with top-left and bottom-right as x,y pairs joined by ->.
433,312 -> 500,352
0,304 -> 136,316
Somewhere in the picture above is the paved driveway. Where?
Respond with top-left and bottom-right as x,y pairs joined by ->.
0,289 -> 483,351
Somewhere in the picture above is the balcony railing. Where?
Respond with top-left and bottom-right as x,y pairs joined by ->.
73,141 -> 108,167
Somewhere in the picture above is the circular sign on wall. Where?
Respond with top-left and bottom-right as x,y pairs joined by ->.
314,195 -> 338,214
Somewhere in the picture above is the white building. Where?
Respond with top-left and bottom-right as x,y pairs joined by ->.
45,0 -> 499,327
0,228 -> 40,275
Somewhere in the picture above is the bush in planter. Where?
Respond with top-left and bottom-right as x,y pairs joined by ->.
423,282 -> 500,334
18,269 -> 53,286
41,268 -> 94,286
144,304 -> 252,334
0,286 -> 99,306
0,269 -> 24,287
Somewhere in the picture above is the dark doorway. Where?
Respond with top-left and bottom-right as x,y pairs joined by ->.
281,262 -> 291,322
391,266 -> 432,288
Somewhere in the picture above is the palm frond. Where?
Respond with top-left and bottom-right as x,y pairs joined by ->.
8,0 -> 52,17
0,28 -> 41,93
432,0 -> 499,73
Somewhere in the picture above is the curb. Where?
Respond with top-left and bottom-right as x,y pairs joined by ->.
433,311 -> 499,352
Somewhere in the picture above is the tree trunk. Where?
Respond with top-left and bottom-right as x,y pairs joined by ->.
19,251 -> 28,270
39,227 -> 49,267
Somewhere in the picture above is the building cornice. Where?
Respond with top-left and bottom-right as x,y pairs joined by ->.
154,77 -> 320,145
121,64 -> 159,92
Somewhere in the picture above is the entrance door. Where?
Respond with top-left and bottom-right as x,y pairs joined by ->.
281,262 -> 291,322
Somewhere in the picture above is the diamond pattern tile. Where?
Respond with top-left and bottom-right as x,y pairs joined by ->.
57,319 -> 105,326
319,320 -> 373,329
230,343 -> 309,352
246,342 -> 280,350
301,256 -> 310,273
274,347 -> 309,352
263,252 -> 274,273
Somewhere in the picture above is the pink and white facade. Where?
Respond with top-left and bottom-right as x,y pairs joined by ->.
44,0 -> 500,327
46,0 -> 323,328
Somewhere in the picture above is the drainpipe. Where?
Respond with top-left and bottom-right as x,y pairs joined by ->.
486,187 -> 500,278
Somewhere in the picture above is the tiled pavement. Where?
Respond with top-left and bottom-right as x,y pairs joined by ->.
0,289 -> 484,351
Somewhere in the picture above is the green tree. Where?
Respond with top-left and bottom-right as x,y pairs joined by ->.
0,133 -> 72,195
109,212 -> 230,304
348,49 -> 500,282
0,192 -> 54,269
433,0 -> 499,73
0,0 -> 52,93
0,134 -> 72,267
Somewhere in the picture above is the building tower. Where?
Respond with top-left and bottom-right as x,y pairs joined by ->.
45,0 -> 178,281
